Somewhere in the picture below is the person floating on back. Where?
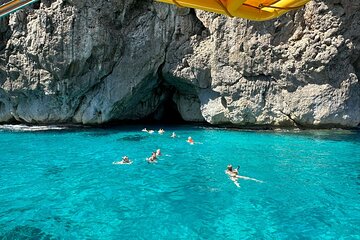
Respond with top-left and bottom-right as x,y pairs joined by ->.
187,136 -> 194,144
113,156 -> 133,165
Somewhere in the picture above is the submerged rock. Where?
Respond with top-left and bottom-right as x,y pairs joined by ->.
0,0 -> 359,128
119,134 -> 149,142
1,225 -> 53,239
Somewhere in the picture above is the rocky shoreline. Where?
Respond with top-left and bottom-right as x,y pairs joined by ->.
0,0 -> 359,128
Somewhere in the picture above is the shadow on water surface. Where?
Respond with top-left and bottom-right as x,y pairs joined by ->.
1,225 -> 53,240
86,130 -> 120,137
218,125 -> 360,145
278,129 -> 360,144
43,166 -> 65,179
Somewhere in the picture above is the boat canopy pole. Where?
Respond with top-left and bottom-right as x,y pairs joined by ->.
0,0 -> 39,19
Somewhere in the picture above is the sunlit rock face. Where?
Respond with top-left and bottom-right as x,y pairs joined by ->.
0,0 -> 359,127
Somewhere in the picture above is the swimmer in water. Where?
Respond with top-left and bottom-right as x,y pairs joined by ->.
171,132 -> 176,138
158,128 -> 165,134
147,152 -> 157,163
113,156 -> 132,165
156,149 -> 161,156
148,130 -> 154,134
225,164 -> 263,187
142,128 -> 148,132
225,164 -> 241,187
187,136 -> 194,144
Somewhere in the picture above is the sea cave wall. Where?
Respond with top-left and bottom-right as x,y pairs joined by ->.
0,0 -> 359,127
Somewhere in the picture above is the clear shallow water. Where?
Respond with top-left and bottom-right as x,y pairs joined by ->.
0,125 -> 359,239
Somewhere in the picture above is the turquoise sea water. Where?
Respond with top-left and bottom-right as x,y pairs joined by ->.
0,125 -> 359,239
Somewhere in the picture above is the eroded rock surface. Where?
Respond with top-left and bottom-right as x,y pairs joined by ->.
0,0 -> 359,127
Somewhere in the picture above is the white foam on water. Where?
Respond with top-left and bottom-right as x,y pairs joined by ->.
0,124 -> 68,132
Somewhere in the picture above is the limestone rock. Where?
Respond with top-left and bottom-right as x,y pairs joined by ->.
165,0 -> 360,128
0,0 -> 359,128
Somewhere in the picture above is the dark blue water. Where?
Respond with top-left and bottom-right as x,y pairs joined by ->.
0,125 -> 359,239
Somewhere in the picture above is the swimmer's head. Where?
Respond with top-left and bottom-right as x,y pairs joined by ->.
227,164 -> 233,171
188,136 -> 192,140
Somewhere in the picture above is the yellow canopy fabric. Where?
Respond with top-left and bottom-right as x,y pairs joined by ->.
156,0 -> 310,21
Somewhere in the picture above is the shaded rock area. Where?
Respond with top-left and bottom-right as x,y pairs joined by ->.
0,0 -> 359,128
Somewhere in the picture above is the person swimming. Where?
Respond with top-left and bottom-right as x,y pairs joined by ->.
225,164 -> 263,187
148,130 -> 154,134
187,136 -> 194,144
142,128 -> 148,132
171,132 -> 176,138
113,156 -> 132,165
158,128 -> 165,134
225,164 -> 241,187
225,165 -> 239,177
156,149 -> 161,156
146,152 -> 157,163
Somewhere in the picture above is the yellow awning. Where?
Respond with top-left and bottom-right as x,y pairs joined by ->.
156,0 -> 310,21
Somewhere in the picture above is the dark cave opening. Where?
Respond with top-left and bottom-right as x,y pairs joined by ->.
108,87 -> 186,125
149,97 -> 185,124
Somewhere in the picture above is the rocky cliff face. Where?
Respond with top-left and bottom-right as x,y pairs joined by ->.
0,0 -> 359,128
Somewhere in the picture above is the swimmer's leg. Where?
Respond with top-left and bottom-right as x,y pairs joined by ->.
237,175 -> 263,183
230,177 -> 241,188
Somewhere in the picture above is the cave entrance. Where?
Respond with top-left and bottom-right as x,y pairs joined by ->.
150,96 -> 185,124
